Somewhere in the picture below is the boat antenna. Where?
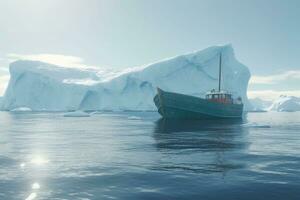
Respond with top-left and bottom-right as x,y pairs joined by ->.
218,52 -> 222,92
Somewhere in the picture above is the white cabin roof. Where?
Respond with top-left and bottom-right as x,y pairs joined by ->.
206,89 -> 231,95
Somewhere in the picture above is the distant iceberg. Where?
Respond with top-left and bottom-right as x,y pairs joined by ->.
11,107 -> 32,112
269,95 -> 300,112
63,111 -> 90,117
249,98 -> 272,111
1,45 -> 251,111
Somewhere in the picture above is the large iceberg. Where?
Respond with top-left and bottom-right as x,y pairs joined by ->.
269,95 -> 300,112
1,45 -> 251,111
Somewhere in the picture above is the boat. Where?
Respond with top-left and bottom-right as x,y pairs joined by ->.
153,53 -> 243,119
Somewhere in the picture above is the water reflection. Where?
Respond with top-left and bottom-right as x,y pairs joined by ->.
153,119 -> 249,174
30,156 -> 49,166
32,183 -> 40,190
25,192 -> 37,200
154,118 -> 248,151
155,118 -> 244,133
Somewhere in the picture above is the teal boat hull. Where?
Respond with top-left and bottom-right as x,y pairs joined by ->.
154,88 -> 243,119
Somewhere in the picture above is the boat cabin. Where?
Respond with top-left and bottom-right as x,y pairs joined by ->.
205,90 -> 234,104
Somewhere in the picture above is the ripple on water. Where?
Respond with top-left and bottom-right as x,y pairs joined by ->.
0,112 -> 299,199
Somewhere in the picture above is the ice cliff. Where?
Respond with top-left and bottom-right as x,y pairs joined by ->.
269,95 -> 300,112
1,45 -> 251,111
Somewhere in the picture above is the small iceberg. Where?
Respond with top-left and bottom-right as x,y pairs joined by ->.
11,107 -> 32,112
128,116 -> 141,120
63,111 -> 90,117
90,111 -> 104,115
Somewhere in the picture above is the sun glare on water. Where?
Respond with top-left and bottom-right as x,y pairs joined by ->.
30,156 -> 49,165
32,182 -> 40,190
25,192 -> 37,200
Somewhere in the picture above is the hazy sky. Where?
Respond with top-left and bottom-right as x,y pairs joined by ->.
0,0 -> 299,99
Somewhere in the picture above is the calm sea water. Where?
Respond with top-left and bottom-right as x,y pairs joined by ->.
0,111 -> 299,200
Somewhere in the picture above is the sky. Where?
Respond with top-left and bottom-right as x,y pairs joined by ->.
0,0 -> 299,100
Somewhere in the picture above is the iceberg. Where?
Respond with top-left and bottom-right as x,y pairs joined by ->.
11,107 -> 32,112
1,45 -> 251,111
269,95 -> 300,112
128,116 -> 142,120
249,97 -> 272,111
63,111 -> 90,117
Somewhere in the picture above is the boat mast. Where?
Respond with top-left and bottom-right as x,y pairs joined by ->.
218,53 -> 222,92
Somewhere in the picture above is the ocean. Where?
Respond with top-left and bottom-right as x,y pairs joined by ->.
0,111 -> 299,200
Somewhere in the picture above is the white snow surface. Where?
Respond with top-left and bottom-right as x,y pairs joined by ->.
269,95 -> 300,112
1,45 -> 251,111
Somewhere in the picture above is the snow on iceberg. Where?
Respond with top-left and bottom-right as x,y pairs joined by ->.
269,95 -> 300,112
1,45 -> 251,111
